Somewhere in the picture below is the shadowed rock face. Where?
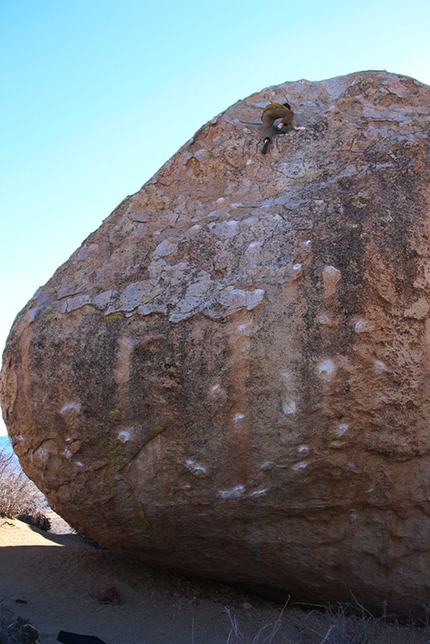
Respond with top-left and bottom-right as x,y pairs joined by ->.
2,70 -> 430,614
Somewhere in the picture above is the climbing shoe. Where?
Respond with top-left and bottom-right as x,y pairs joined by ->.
262,139 -> 270,154
273,125 -> 289,134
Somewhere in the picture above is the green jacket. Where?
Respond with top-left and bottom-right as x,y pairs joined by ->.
263,102 -> 287,111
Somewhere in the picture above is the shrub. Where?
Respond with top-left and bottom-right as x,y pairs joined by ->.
0,448 -> 41,519
18,511 -> 51,532
0,598 -> 39,644
0,616 -> 40,644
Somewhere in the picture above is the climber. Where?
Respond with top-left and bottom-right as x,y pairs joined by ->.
261,101 -> 305,154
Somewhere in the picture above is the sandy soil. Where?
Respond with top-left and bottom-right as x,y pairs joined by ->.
1,516 -> 430,644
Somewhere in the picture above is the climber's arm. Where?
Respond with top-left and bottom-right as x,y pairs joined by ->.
290,119 -> 306,131
277,118 -> 306,131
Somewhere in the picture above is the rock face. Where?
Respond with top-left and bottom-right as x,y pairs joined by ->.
2,70 -> 430,614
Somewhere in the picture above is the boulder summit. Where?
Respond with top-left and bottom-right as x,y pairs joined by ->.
2,70 -> 430,614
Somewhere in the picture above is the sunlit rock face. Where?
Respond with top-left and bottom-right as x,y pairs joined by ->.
2,70 -> 430,614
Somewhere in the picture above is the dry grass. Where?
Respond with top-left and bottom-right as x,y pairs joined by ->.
225,604 -> 286,644
300,601 -> 430,644
0,596 -> 39,644
0,448 -> 42,520
221,599 -> 430,644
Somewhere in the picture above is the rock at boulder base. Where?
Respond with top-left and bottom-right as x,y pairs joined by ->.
2,70 -> 430,615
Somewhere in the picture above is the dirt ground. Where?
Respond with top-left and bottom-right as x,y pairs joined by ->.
1,516 -> 430,644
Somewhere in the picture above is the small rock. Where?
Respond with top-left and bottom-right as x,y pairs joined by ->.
95,587 -> 121,605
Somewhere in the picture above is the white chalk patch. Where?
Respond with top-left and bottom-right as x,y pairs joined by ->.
336,423 -> 349,437
349,510 -> 357,523
17,435 -> 25,442
322,265 -> 341,298
63,449 -> 72,459
118,430 -> 130,443
211,384 -> 221,393
237,321 -> 252,334
60,402 -> 81,415
292,461 -> 308,471
248,241 -> 260,249
281,400 -> 296,415
37,447 -> 49,462
260,461 -> 274,470
250,488 -> 269,497
305,240 -> 312,247
374,360 -> 387,371
317,314 -> 331,325
65,437 -> 73,443
75,461 -> 84,468
233,413 -> 245,423
218,485 -> 245,499
298,445 -> 309,454
290,264 -> 302,282
354,319 -> 375,333
246,159 -> 253,165
217,197 -> 225,203
316,358 -> 336,381
186,459 -> 207,476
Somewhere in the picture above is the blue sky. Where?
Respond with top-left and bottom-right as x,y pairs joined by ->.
1,0 -> 430,435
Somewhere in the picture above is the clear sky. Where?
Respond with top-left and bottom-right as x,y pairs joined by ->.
1,0 -> 430,435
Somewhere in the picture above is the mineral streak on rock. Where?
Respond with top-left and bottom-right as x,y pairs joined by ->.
2,70 -> 430,614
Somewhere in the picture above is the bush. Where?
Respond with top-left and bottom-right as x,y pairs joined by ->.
0,448 -> 41,519
18,511 -> 51,532
0,617 -> 40,644
0,598 -> 39,644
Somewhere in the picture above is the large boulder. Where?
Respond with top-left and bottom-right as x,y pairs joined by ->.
2,70 -> 430,614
